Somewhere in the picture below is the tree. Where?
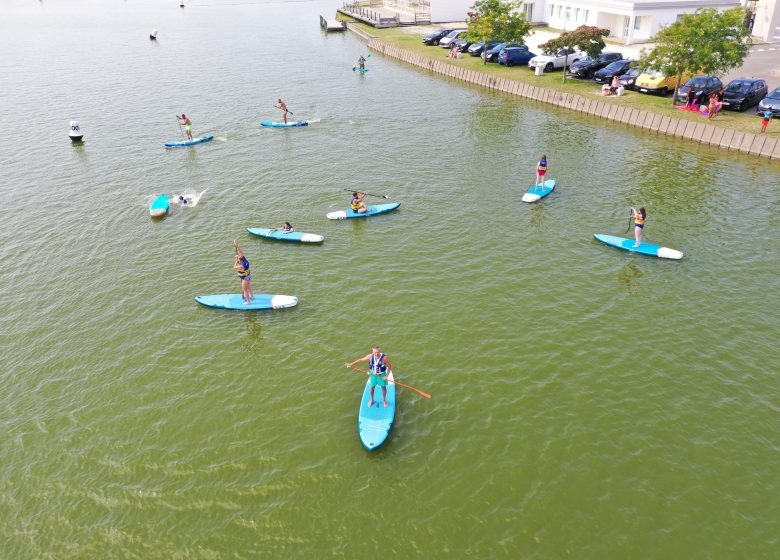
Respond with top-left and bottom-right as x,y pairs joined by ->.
640,8 -> 750,104
539,26 -> 609,82
465,0 -> 532,45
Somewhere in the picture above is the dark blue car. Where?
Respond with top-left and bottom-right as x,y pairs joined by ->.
498,46 -> 536,67
483,42 -> 523,63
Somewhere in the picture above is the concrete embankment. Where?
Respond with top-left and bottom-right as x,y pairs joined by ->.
347,24 -> 780,161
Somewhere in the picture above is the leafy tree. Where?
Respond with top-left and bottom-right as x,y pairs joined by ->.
539,25 -> 609,81
640,7 -> 750,104
465,0 -> 532,44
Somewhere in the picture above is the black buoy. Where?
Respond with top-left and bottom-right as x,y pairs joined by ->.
179,0 -> 184,7
69,120 -> 83,143
150,29 -> 158,40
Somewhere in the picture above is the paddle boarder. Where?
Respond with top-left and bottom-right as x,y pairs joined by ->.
176,114 -> 193,141
356,55 -> 366,70
269,221 -> 293,232
346,347 -> 391,408
535,154 -> 548,190
233,240 -> 254,304
630,207 -> 646,247
350,192 -> 368,214
275,99 -> 289,124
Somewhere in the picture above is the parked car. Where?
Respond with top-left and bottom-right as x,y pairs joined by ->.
451,37 -> 472,52
569,52 -> 623,79
758,87 -> 780,117
528,48 -> 583,72
676,75 -> 723,104
594,59 -> 635,84
498,46 -> 537,67
439,30 -> 468,48
422,29 -> 453,46
721,77 -> 768,111
618,66 -> 643,90
635,68 -> 691,96
483,42 -> 524,62
468,41 -> 499,56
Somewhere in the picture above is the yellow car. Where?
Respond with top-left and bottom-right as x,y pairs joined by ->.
635,69 -> 692,96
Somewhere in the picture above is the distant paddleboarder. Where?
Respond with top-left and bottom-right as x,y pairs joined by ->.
233,241 -> 254,304
535,154 -> 548,190
274,99 -> 289,124
356,55 -> 366,70
350,191 -> 368,214
269,221 -> 293,232
176,114 -> 193,141
630,206 -> 646,247
346,346 -> 391,408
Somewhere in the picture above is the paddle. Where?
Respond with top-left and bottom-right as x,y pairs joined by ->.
176,117 -> 185,140
347,365 -> 431,399
625,211 -> 633,233
273,105 -> 293,116
342,189 -> 389,199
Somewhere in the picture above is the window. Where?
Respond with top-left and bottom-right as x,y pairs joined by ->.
550,4 -> 554,17
565,6 -> 571,20
558,5 -> 562,18
575,8 -> 580,20
634,16 -> 642,30
584,9 -> 589,21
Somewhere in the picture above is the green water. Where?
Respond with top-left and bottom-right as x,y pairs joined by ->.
1,1 -> 779,557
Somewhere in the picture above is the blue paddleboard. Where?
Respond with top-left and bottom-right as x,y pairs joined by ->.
354,67 -> 369,73
358,370 -> 396,451
327,202 -> 401,220
195,293 -> 299,310
149,194 -> 170,217
246,227 -> 324,243
164,135 -> 214,147
522,179 -> 556,203
594,234 -> 683,260
260,121 -> 308,128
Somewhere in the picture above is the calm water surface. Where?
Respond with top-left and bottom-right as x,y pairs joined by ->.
1,1 -> 779,558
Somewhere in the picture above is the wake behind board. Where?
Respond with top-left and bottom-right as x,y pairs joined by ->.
149,194 -> 170,217
358,370 -> 396,451
594,234 -> 683,260
164,135 -> 214,147
246,227 -> 324,243
327,202 -> 401,220
522,179 -> 556,203
260,121 -> 308,128
195,293 -> 299,310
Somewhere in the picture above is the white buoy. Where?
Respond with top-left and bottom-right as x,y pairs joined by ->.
179,0 -> 184,7
150,29 -> 158,40
69,120 -> 83,143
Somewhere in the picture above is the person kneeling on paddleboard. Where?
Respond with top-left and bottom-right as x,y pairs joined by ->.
631,207 -> 646,247
176,114 -> 193,140
351,192 -> 368,214
346,347 -> 391,408
269,221 -> 293,233
233,240 -> 254,304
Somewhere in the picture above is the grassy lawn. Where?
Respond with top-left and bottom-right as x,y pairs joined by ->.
360,24 -> 766,136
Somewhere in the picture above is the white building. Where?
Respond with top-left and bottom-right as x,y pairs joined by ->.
747,0 -> 780,41
421,0 -> 744,44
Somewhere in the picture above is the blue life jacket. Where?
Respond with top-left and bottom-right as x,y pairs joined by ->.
369,353 -> 387,377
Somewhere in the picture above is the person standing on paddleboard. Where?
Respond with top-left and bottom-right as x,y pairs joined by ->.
233,241 -> 254,304
631,207 -> 646,247
535,154 -> 548,190
357,55 -> 366,70
275,99 -> 289,124
176,114 -> 193,140
350,192 -> 368,214
346,347 -> 391,408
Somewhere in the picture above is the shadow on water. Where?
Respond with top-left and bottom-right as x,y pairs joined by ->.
243,313 -> 263,352
616,258 -> 644,291
529,203 -> 547,229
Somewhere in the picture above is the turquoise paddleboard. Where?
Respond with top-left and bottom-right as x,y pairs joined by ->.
522,179 -> 556,203
354,67 -> 368,73
327,202 -> 401,220
594,234 -> 683,260
260,121 -> 308,128
358,370 -> 396,451
246,228 -> 324,243
164,135 -> 213,147
195,294 -> 299,310
149,194 -> 170,217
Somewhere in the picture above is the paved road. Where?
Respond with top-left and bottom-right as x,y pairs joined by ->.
722,45 -> 780,90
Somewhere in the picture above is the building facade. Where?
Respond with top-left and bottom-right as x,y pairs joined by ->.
747,0 -> 780,41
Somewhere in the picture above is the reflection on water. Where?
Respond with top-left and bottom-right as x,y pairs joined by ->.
617,258 -> 644,291
243,313 -> 263,352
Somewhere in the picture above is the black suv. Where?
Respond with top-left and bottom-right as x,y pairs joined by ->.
594,59 -> 635,84
569,52 -> 623,79
721,77 -> 768,111
422,29 -> 453,46
676,75 -> 723,104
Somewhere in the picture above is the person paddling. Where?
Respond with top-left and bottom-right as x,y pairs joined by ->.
233,240 -> 254,304
350,191 -> 368,214
535,154 -> 548,190
269,221 -> 293,233
630,207 -> 646,247
274,99 -> 289,124
346,346 -> 391,408
356,55 -> 366,70
176,114 -> 193,140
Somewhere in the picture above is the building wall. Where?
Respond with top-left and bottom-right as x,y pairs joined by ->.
750,0 -> 780,41
430,0 -> 472,22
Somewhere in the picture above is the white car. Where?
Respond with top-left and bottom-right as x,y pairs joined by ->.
439,30 -> 468,48
528,47 -> 583,72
